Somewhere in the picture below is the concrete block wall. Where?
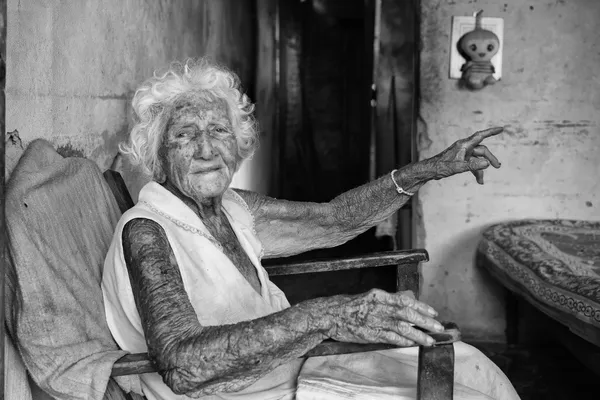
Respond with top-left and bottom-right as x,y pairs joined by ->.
6,0 -> 257,198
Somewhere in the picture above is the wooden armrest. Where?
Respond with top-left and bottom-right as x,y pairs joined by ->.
305,322 -> 460,357
111,322 -> 459,377
113,353 -> 155,377
263,249 -> 429,276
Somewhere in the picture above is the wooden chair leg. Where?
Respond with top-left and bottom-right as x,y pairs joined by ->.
417,344 -> 455,400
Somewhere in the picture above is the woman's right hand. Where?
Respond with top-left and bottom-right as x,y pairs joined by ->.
322,289 -> 444,347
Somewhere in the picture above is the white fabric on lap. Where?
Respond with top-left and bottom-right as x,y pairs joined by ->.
296,342 -> 520,400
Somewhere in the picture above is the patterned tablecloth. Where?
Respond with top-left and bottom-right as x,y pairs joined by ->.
478,219 -> 600,344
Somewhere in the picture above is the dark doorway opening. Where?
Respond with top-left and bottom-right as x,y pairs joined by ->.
267,0 -> 419,304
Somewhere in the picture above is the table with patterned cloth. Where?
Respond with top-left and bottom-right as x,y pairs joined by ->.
477,219 -> 600,346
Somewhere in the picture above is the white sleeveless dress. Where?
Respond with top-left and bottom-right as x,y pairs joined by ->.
102,182 -> 303,400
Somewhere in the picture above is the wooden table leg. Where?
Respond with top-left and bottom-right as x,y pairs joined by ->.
505,288 -> 519,346
417,344 -> 455,400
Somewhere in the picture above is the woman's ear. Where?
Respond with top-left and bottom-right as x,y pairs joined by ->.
234,154 -> 244,172
154,170 -> 167,184
153,160 -> 167,183
154,132 -> 170,183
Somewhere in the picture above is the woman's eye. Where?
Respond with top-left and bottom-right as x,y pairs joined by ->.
176,130 -> 192,138
214,126 -> 229,134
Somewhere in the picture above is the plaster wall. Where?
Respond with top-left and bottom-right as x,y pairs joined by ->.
6,0 -> 264,197
417,0 -> 600,341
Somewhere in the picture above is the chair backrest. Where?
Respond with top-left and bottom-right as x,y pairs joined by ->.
103,169 -> 135,213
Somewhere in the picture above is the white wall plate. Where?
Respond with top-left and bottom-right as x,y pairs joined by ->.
449,16 -> 504,80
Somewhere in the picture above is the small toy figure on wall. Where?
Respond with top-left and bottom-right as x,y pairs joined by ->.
458,10 -> 500,90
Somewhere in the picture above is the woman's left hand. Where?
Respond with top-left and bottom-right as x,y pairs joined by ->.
427,126 -> 504,184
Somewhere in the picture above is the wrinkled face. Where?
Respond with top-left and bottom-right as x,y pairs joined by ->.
159,93 -> 238,201
460,31 -> 499,61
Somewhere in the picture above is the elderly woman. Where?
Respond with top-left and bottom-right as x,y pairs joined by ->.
102,58 -> 519,400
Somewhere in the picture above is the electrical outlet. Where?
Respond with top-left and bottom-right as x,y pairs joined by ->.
449,16 -> 504,80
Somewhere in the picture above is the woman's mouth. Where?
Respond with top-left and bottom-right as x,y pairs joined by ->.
192,165 -> 223,174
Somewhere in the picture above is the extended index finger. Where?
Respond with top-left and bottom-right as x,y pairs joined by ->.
470,126 -> 504,143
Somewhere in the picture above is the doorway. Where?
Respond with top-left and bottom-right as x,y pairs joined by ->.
267,0 -> 419,303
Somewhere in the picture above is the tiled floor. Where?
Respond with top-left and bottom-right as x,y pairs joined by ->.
473,343 -> 600,400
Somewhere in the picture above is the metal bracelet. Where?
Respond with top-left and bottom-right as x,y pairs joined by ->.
390,169 -> 414,196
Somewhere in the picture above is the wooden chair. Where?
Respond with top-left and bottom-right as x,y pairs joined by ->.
103,170 -> 460,400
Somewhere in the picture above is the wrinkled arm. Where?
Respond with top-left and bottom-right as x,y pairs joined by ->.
236,162 -> 436,258
122,218 -> 330,396
236,126 -> 503,258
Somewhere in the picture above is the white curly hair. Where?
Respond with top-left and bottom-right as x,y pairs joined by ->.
120,57 -> 259,181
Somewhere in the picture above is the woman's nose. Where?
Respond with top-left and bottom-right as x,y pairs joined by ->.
194,133 -> 217,159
